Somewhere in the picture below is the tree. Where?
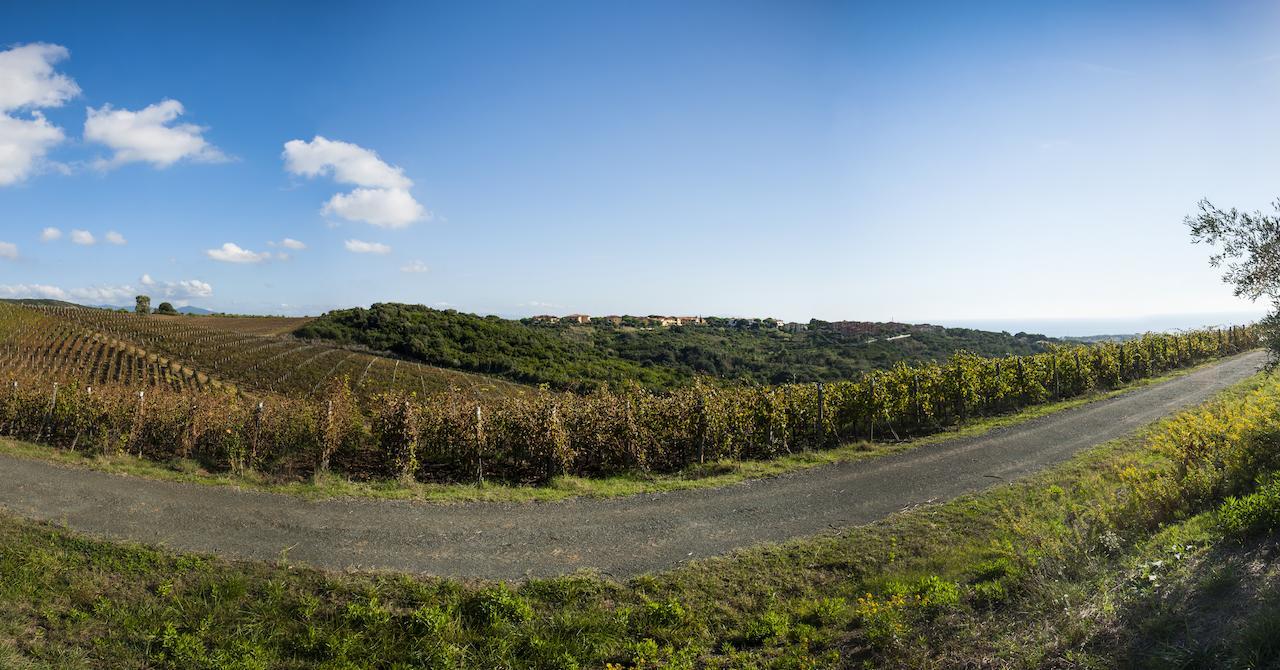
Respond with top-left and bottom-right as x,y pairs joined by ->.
155,302 -> 178,315
1186,198 -> 1280,362
134,295 -> 151,315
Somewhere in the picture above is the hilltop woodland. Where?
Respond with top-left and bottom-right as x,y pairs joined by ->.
295,304 -> 1054,392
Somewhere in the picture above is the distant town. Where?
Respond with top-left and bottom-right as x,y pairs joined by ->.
525,313 -> 951,336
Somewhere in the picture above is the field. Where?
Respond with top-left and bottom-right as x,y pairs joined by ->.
3,364 -> 1279,668
0,298 -> 1259,487
0,302 -> 524,400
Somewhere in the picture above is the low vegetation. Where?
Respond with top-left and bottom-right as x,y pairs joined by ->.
296,303 -> 1059,391
0,317 -> 1254,486
3,356 -> 1279,668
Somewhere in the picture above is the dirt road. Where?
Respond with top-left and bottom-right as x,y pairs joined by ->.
0,351 -> 1264,580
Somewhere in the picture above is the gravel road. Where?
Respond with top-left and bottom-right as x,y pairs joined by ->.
0,351 -> 1265,580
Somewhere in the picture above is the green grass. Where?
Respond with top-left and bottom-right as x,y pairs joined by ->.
0,355 -> 1233,504
1,362 -> 1276,668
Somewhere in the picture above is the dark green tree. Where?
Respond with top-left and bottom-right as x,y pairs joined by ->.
134,295 -> 151,315
155,302 -> 178,315
1186,198 -> 1279,362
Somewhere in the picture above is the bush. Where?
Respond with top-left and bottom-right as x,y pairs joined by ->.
1218,477 -> 1280,538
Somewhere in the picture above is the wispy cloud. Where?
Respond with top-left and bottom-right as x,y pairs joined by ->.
344,239 -> 391,255
206,242 -> 270,264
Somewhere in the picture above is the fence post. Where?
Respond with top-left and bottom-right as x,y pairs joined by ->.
868,377 -> 875,443
131,390 -> 145,457
39,381 -> 58,441
1051,356 -> 1059,399
911,373 -> 921,430
251,401 -> 263,467
816,382 -> 824,449
475,405 -> 485,487
696,393 -> 707,463
994,361 -> 1002,412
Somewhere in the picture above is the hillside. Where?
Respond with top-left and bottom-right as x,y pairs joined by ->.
295,303 -> 1057,391
0,302 -> 524,400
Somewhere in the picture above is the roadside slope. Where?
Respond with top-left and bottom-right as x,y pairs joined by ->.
0,351 -> 1265,580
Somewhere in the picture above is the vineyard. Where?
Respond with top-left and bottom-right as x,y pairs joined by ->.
0,299 -> 1259,486
0,303 -> 524,400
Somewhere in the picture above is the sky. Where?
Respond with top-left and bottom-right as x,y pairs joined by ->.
1,1 -> 1278,334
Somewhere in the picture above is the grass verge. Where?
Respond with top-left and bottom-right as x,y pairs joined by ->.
2,364 -> 1277,668
0,354 -> 1241,504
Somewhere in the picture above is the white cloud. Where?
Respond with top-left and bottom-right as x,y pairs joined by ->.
0,112 -> 66,185
0,241 -> 16,259
283,136 -> 411,189
66,284 -> 135,303
135,274 -> 211,301
344,239 -> 391,255
0,283 -> 66,300
322,187 -> 425,229
160,278 -> 213,300
283,136 -> 427,229
40,227 -> 61,241
401,260 -> 428,273
69,229 -> 95,245
0,44 -> 77,186
206,242 -> 270,264
104,230 -> 126,245
280,237 -> 306,250
85,99 -> 226,169
0,43 -> 79,111
0,277 -> 212,306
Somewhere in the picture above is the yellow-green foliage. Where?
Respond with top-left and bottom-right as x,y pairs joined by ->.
0,323 -> 1259,486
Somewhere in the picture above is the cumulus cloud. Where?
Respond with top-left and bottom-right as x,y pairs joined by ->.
0,283 -> 66,299
0,112 -> 66,185
85,99 -> 226,169
0,43 -> 78,186
0,43 -> 80,110
280,238 -> 306,250
151,277 -> 213,300
69,229 -> 95,245
283,136 -> 427,229
104,230 -> 126,245
40,227 -> 61,241
401,260 -> 428,273
344,239 -> 391,255
206,242 -> 270,264
283,136 -> 411,189
0,241 -> 17,259
322,187 -> 424,229
0,276 -> 212,306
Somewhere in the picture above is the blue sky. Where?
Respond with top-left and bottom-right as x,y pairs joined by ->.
1,1 -> 1278,333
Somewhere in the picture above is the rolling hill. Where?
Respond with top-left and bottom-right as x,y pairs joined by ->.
295,303 -> 1059,391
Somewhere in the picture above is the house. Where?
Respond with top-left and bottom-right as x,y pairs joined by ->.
531,315 -> 559,323
562,314 -> 591,324
601,315 -> 624,325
